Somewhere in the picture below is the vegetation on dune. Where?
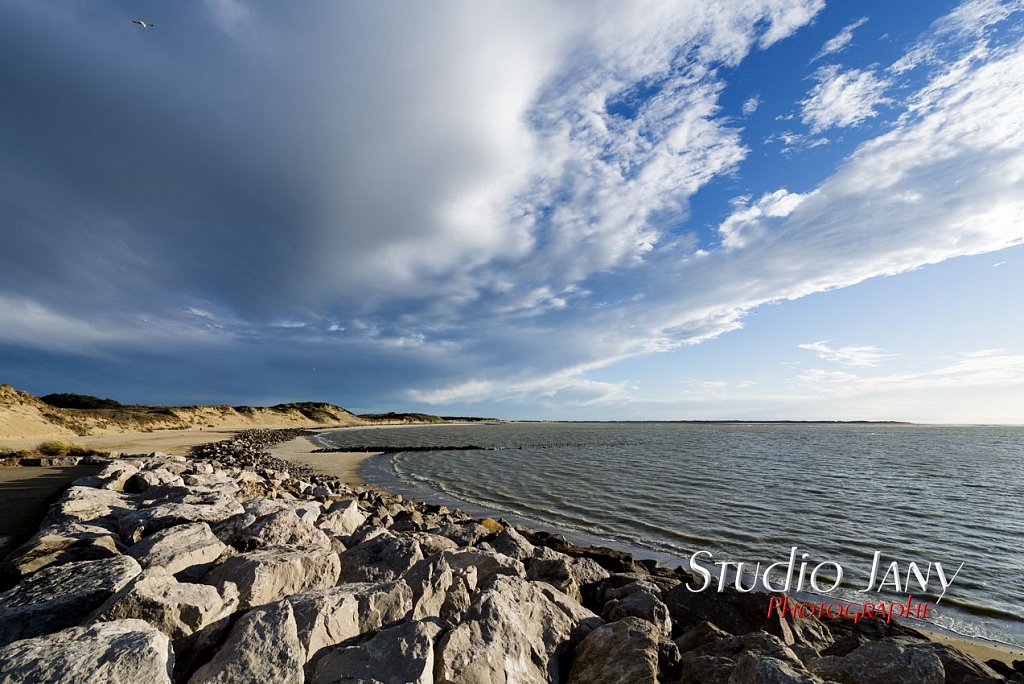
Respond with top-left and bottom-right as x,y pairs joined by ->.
40,393 -> 122,410
35,440 -> 100,457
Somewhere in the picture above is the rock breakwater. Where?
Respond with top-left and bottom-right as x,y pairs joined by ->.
0,429 -> 1019,683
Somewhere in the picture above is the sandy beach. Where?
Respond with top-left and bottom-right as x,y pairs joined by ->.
918,627 -> 1024,669
268,433 -> 380,487
0,428 -> 242,455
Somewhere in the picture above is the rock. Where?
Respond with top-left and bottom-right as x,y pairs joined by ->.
568,617 -> 663,684
46,486 -> 136,527
763,604 -> 835,655
0,619 -> 173,684
312,619 -> 441,684
339,531 -> 423,583
124,468 -> 185,493
311,484 -> 334,498
318,500 -> 366,539
231,580 -> 410,660
692,631 -> 802,664
676,654 -> 736,684
917,641 -> 1005,683
406,531 -> 460,557
128,521 -> 230,580
809,639 -> 945,684
73,462 -> 140,492
402,556 -> 455,620
484,526 -> 535,561
117,488 -> 245,542
439,547 -> 525,585
435,521 -> 492,547
223,508 -> 332,551
390,509 -> 426,533
435,576 -> 602,684
666,584 -> 833,656
439,566 -> 478,627
527,554 -> 573,589
0,555 -> 142,647
189,601 -> 304,684
4,521 -> 124,576
731,653 -> 824,683
19,456 -> 81,466
203,545 -> 341,608
352,581 -> 415,633
675,620 -> 731,654
603,581 -> 672,636
521,531 -> 639,573
284,589 -> 360,662
88,568 -> 238,646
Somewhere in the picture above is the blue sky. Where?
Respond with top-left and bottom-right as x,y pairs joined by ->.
1,0 -> 1022,422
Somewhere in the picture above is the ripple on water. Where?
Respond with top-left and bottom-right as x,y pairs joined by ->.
327,422 -> 1024,647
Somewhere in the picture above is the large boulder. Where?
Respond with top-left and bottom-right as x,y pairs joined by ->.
568,617 -> 663,684
434,521 -> 493,547
284,589 -> 361,662
46,486 -> 136,527
124,468 -> 185,493
4,521 -> 124,576
128,521 -> 231,580
203,545 -> 341,608
117,487 -> 244,543
0,619 -> 173,684
189,601 -> 304,684
339,531 -> 423,583
318,499 -> 366,539
439,547 -> 525,585
601,580 -> 672,636
88,569 -> 239,647
731,653 -> 824,683
0,555 -> 142,646
809,639 -> 945,684
402,556 -> 455,620
678,631 -> 811,683
484,526 -> 535,562
220,508 -> 331,551
72,462 -> 140,492
312,619 -> 441,684
435,576 -> 602,683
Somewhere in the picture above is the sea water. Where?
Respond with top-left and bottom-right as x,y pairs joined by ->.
317,422 -> 1024,647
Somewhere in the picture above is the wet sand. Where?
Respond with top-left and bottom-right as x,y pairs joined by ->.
917,627 -> 1024,668
269,433 -> 379,486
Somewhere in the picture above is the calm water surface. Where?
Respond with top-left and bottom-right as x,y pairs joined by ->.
319,422 -> 1024,646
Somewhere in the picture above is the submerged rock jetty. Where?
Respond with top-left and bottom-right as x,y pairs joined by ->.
0,429 -> 1019,683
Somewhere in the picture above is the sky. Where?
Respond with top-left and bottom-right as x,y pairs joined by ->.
1,0 -> 1023,422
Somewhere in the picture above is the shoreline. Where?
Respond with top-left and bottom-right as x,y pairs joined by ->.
0,426 -> 1021,678
268,431 -> 380,487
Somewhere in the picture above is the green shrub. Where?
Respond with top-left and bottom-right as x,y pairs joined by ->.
40,393 -> 122,410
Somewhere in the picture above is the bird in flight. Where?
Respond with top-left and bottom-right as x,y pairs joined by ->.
131,19 -> 155,28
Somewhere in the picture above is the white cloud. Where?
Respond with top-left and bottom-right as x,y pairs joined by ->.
742,95 -> 761,115
800,65 -> 890,132
793,350 -> 1024,395
798,340 -> 897,367
891,0 -> 1024,73
812,17 -> 869,62
413,27 -> 1024,406
0,295 -> 228,355
718,189 -> 808,250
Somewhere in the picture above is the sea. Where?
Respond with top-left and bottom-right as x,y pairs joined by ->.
316,422 -> 1024,647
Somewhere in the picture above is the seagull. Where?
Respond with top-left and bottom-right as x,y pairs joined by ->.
131,19 -> 155,28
